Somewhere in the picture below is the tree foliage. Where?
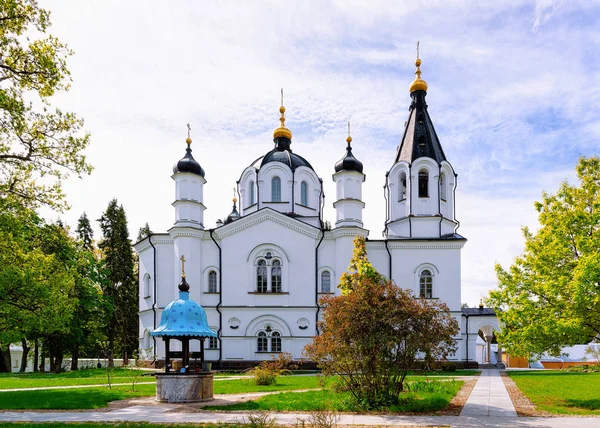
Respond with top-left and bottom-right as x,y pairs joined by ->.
489,156 -> 600,357
304,236 -> 458,408
0,0 -> 92,210
76,212 -> 93,250
99,199 -> 138,364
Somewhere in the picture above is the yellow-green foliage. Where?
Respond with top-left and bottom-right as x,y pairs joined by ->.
338,236 -> 386,295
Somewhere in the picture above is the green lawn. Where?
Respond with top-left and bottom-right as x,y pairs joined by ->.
0,425 -> 240,428
0,368 -> 156,389
207,380 -> 463,413
508,371 -> 600,415
213,375 -> 328,394
0,384 -> 156,410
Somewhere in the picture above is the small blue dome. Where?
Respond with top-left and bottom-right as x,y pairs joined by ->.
151,291 -> 216,338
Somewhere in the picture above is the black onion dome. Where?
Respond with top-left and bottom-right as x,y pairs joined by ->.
258,137 -> 314,172
335,139 -> 363,173
173,143 -> 205,177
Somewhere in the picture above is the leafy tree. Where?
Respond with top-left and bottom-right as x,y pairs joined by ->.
489,156 -> 600,357
304,236 -> 458,408
76,212 -> 94,250
136,222 -> 152,242
98,199 -> 137,366
0,0 -> 92,210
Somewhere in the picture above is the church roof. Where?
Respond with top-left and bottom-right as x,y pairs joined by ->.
461,307 -> 497,316
394,57 -> 447,165
151,277 -> 216,338
334,135 -> 363,174
257,142 -> 315,172
173,138 -> 205,177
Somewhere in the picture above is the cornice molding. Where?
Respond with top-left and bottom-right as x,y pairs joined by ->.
215,208 -> 321,239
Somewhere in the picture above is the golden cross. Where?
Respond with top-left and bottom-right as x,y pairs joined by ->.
180,255 -> 186,278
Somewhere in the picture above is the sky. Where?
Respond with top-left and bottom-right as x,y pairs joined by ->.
38,0 -> 600,306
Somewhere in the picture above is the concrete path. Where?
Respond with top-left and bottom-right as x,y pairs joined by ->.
461,369 -> 517,417
2,370 -> 600,426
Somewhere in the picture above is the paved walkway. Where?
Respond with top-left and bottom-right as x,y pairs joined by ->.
461,369 -> 517,417
1,370 -> 600,427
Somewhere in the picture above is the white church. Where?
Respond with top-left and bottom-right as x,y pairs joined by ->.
135,56 -> 500,369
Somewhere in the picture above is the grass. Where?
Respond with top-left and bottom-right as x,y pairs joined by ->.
0,425 -> 241,428
508,371 -> 600,415
0,384 -> 156,410
0,368 -> 155,389
213,375 -> 329,394
207,380 -> 463,413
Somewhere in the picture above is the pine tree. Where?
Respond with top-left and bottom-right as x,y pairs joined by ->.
98,199 -> 137,366
76,212 -> 94,250
136,222 -> 152,242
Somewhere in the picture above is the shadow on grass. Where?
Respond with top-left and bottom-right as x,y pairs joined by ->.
565,399 -> 600,411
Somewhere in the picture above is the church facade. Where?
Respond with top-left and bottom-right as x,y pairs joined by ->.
136,57 -> 495,367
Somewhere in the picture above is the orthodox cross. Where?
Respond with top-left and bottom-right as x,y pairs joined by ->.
347,121 -> 351,138
416,41 -> 420,59
280,88 -> 284,106
180,255 -> 186,278
186,123 -> 191,139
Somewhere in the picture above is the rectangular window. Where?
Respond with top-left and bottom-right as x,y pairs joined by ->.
207,336 -> 218,349
208,271 -> 217,293
258,337 -> 268,352
271,337 -> 281,352
418,171 -> 429,198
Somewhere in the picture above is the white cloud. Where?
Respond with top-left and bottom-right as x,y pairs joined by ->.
36,0 -> 600,307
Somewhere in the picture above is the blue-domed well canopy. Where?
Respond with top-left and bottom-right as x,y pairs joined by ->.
152,256 -> 216,373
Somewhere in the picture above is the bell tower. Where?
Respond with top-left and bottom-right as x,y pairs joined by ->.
385,53 -> 457,238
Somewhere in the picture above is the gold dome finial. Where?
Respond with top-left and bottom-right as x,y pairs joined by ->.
232,188 -> 237,204
409,41 -> 428,93
185,123 -> 192,145
273,88 -> 292,140
346,121 -> 352,145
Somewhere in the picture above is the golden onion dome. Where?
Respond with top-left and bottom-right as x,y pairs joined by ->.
409,57 -> 428,93
273,90 -> 292,140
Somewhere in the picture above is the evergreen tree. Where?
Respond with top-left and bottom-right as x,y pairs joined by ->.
76,212 -> 94,250
136,222 -> 152,242
98,199 -> 137,366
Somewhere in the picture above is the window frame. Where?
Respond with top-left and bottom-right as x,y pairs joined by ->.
418,169 -> 429,198
207,270 -> 218,293
249,180 -> 255,206
143,273 -> 151,298
419,269 -> 433,299
300,181 -> 308,206
439,173 -> 447,201
255,257 -> 284,293
256,328 -> 282,353
321,270 -> 331,293
271,176 -> 281,202
399,172 -> 407,201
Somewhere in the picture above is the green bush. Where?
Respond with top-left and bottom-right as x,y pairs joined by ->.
253,367 -> 277,385
278,369 -> 293,376
441,362 -> 457,372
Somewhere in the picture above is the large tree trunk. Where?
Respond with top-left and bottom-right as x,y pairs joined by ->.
40,346 -> 46,373
0,344 -> 10,373
19,338 -> 30,372
54,353 -> 63,374
33,339 -> 39,372
49,353 -> 55,373
71,344 -> 79,371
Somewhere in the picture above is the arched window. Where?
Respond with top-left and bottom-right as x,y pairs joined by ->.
249,180 -> 255,205
321,271 -> 331,293
271,331 -> 281,352
300,181 -> 308,206
439,173 -> 447,201
257,260 -> 267,293
257,331 -> 268,352
271,260 -> 281,292
271,176 -> 281,202
208,270 -> 217,293
418,170 -> 429,198
255,255 -> 284,293
420,269 -> 433,298
399,172 -> 407,200
143,273 -> 151,298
